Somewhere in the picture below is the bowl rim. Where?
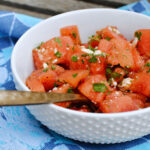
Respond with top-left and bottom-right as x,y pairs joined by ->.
11,8 -> 150,118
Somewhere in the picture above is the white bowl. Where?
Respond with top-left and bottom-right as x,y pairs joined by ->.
11,9 -> 150,144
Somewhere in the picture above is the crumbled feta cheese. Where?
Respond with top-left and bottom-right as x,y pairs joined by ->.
43,62 -> 48,69
54,48 -> 58,53
66,47 -> 70,50
121,78 -> 133,89
38,53 -> 43,60
52,87 -> 58,91
113,28 -> 120,34
81,46 -> 94,54
108,26 -> 113,31
98,59 -> 101,63
41,48 -> 45,53
94,50 -> 102,55
94,50 -> 107,57
52,59 -> 58,64
108,26 -> 120,34
111,78 -> 117,87
115,91 -> 120,96
132,37 -> 138,47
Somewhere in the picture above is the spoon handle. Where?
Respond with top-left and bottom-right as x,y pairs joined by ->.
0,90 -> 87,106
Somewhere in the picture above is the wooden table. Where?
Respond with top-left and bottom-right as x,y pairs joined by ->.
0,0 -> 149,19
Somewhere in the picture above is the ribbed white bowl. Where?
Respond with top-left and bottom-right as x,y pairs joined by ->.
11,9 -> 150,144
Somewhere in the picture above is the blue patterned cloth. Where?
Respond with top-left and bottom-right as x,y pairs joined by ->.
0,0 -> 150,149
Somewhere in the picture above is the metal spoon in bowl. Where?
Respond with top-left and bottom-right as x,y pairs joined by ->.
0,90 -> 88,106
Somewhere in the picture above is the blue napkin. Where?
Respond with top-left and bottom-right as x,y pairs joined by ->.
0,0 -> 150,149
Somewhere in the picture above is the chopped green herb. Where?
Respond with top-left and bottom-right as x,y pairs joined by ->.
105,37 -> 111,41
124,68 -> 129,75
46,62 -> 49,65
66,43 -> 69,47
81,59 -> 84,64
88,45 -> 96,51
106,67 -> 112,76
72,73 -> 78,78
55,37 -> 62,47
81,54 -> 87,57
125,66 -> 130,69
112,28 -> 116,32
97,34 -> 102,39
147,69 -> 150,73
88,53 -> 93,57
111,72 -> 122,79
107,63 -> 112,67
88,35 -> 101,42
71,56 -> 78,62
54,82 -> 59,87
72,32 -> 76,38
43,68 -> 49,72
107,91 -> 112,95
135,31 -> 142,41
88,56 -> 97,63
72,46 -> 75,51
106,68 -> 122,79
67,87 -> 74,93
98,53 -> 108,57
146,63 -> 150,67
51,65 -> 56,70
108,78 -> 112,85
93,83 -> 108,92
55,51 -> 62,58
37,42 -> 44,49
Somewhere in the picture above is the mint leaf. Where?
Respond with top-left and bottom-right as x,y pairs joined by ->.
72,73 -> 78,78
55,37 -> 62,47
71,56 -> 78,62
88,56 -> 97,63
93,83 -> 108,92
55,51 -> 61,58
135,31 -> 142,41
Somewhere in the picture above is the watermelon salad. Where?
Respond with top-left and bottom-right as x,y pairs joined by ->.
26,25 -> 150,113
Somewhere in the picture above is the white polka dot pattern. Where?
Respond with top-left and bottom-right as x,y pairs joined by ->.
27,104 -> 150,144
14,78 -> 150,144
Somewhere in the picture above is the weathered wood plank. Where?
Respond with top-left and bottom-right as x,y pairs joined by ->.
78,0 -> 138,5
2,0 -> 112,13
105,0 -> 150,3
0,0 -> 149,19
77,0 -> 138,7
78,0 -> 150,7
0,5 -> 51,18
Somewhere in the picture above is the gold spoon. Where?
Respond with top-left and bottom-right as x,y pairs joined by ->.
0,90 -> 88,106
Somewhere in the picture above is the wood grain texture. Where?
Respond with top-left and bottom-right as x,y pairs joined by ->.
77,0 -> 138,7
109,0 -> 150,2
0,5 -> 51,18
78,0 -> 138,4
1,0 -> 149,19
1,0 -> 111,13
